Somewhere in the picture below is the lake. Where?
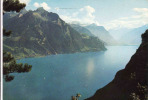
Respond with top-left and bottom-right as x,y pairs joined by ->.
3,46 -> 139,100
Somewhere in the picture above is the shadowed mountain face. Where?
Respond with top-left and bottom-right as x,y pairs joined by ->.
3,8 -> 106,59
85,24 -> 117,45
86,30 -> 148,100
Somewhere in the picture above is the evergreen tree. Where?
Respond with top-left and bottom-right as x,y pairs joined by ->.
3,0 -> 26,13
3,0 -> 32,82
3,0 -> 26,36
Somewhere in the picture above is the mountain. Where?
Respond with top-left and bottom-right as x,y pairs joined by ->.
120,25 -> 148,45
109,28 -> 132,40
3,7 -> 106,59
3,12 -> 18,22
85,24 -> 118,45
70,24 -> 94,36
86,29 -> 148,100
3,8 -> 28,22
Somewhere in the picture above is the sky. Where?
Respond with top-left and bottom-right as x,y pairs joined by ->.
19,0 -> 148,30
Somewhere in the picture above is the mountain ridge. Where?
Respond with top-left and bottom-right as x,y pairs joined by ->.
85,24 -> 118,45
120,24 -> 148,45
3,8 -> 106,59
70,24 -> 95,36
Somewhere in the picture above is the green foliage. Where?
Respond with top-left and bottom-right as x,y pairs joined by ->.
3,0 -> 32,82
3,51 -> 14,62
3,52 -> 32,82
3,28 -> 12,36
5,75 -> 14,82
3,0 -> 26,13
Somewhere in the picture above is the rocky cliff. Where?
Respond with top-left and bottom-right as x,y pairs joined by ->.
86,30 -> 148,100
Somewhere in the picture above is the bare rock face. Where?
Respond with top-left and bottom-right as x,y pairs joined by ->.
86,30 -> 148,100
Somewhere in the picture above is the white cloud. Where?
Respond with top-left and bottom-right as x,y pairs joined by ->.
80,6 -> 95,13
133,8 -> 148,13
19,0 -> 31,5
79,6 -> 95,19
104,8 -> 148,30
33,2 -> 40,8
59,6 -> 99,25
33,2 -> 51,11
40,2 -> 51,11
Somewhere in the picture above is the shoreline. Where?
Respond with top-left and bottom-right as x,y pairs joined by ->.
15,49 -> 107,60
16,45 -> 139,60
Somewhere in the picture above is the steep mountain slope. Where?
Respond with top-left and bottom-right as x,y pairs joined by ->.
86,30 -> 148,100
85,24 -> 117,45
3,8 -> 106,59
120,25 -> 148,45
70,24 -> 94,36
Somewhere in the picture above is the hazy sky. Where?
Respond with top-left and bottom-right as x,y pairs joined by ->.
20,0 -> 148,30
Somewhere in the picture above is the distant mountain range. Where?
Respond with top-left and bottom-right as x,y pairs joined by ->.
120,25 -> 148,45
109,28 -> 132,40
70,24 -> 94,36
3,7 -> 106,59
84,24 -> 118,45
109,25 -> 148,45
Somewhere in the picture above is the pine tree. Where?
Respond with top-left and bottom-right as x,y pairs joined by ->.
3,0 -> 26,13
3,0 -> 32,82
3,0 -> 26,36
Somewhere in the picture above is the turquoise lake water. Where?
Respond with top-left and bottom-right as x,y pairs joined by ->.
4,46 -> 139,100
